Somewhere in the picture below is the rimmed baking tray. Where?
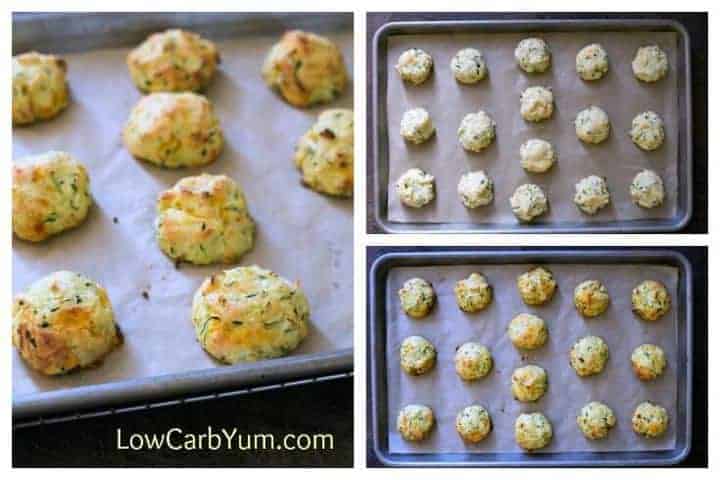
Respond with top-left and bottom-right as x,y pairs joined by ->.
12,12 -> 353,420
369,249 -> 693,466
371,19 -> 693,233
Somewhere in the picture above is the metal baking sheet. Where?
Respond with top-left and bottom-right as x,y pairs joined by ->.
12,12 -> 353,419
371,20 -> 693,233
369,250 -> 692,466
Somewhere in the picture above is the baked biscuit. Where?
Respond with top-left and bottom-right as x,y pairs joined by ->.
12,271 -> 120,375
191,265 -> 309,363
520,139 -> 556,173
457,170 -> 494,208
570,336 -> 609,377
515,38 -> 551,73
629,111 -> 665,151
515,412 -> 553,450
123,92 -> 224,168
127,29 -> 220,93
398,277 -> 435,318
573,280 -> 610,317
575,106 -> 610,144
454,342 -> 493,381
397,404 -> 434,441
12,52 -> 69,125
631,344 -> 666,380
295,108 -> 353,197
458,110 -> 496,152
508,314 -> 548,350
517,267 -> 556,305
630,169 -> 665,209
520,86 -> 554,122
454,273 -> 492,312
400,335 -> 436,375
574,175 -> 611,215
632,45 -> 668,83
577,401 -> 616,440
576,43 -> 609,81
511,365 -> 548,402
510,184 -> 548,223
631,280 -> 670,321
13,151 -> 92,242
632,401 -> 669,438
396,168 -> 435,208
156,174 -> 255,265
396,48 -> 433,85
262,30 -> 347,108
456,405 -> 492,443
451,48 -> 487,84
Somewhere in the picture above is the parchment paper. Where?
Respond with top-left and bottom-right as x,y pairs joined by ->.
386,263 -> 679,454
12,33 -> 353,397
385,31 -> 679,225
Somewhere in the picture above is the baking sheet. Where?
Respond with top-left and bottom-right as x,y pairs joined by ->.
386,263 -> 679,454
385,31 -> 679,225
12,32 -> 353,398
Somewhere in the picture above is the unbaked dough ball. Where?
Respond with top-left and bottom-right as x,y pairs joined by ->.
510,184 -> 548,223
12,52 -> 69,125
573,280 -> 610,317
630,110 -> 665,151
295,108 -> 354,197
511,365 -> 548,402
456,405 -> 492,443
631,344 -> 666,380
191,265 -> 309,363
458,110 -> 496,152
508,313 -> 548,350
451,48 -> 487,84
632,402 -> 669,438
12,151 -> 92,242
570,336 -> 609,377
630,169 -> 665,209
575,106 -> 611,144
576,43 -> 609,81
454,273 -> 492,312
397,404 -> 435,441
400,335 -> 437,375
262,30 -> 347,108
454,342 -> 493,381
574,175 -> 611,215
127,29 -> 220,93
577,401 -> 617,440
632,45 -> 669,83
123,92 -> 224,168
520,86 -> 554,122
631,280 -> 671,321
12,271 -> 120,375
398,277 -> 435,318
400,107 -> 435,144
156,174 -> 255,265
515,412 -> 553,450
517,267 -> 557,306
457,170 -> 494,208
396,168 -> 435,208
515,38 -> 552,74
396,48 -> 433,85
520,138 -> 556,173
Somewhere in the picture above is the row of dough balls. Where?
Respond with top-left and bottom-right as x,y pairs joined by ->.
396,168 -> 666,221
401,334 -> 666,381
12,266 -> 310,376
13,108 -> 352,249
396,40 -> 668,85
397,401 -> 670,448
13,29 -> 348,126
399,270 -> 671,321
401,106 -> 666,151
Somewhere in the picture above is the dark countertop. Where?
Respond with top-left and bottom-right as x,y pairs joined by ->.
366,246 -> 707,467
13,375 -> 353,467
366,12 -> 707,233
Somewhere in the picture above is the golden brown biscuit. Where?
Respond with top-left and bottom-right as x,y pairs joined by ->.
123,92 -> 224,168
12,51 -> 69,125
191,265 -> 309,363
13,151 -> 92,242
262,30 -> 347,108
156,174 -> 255,265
